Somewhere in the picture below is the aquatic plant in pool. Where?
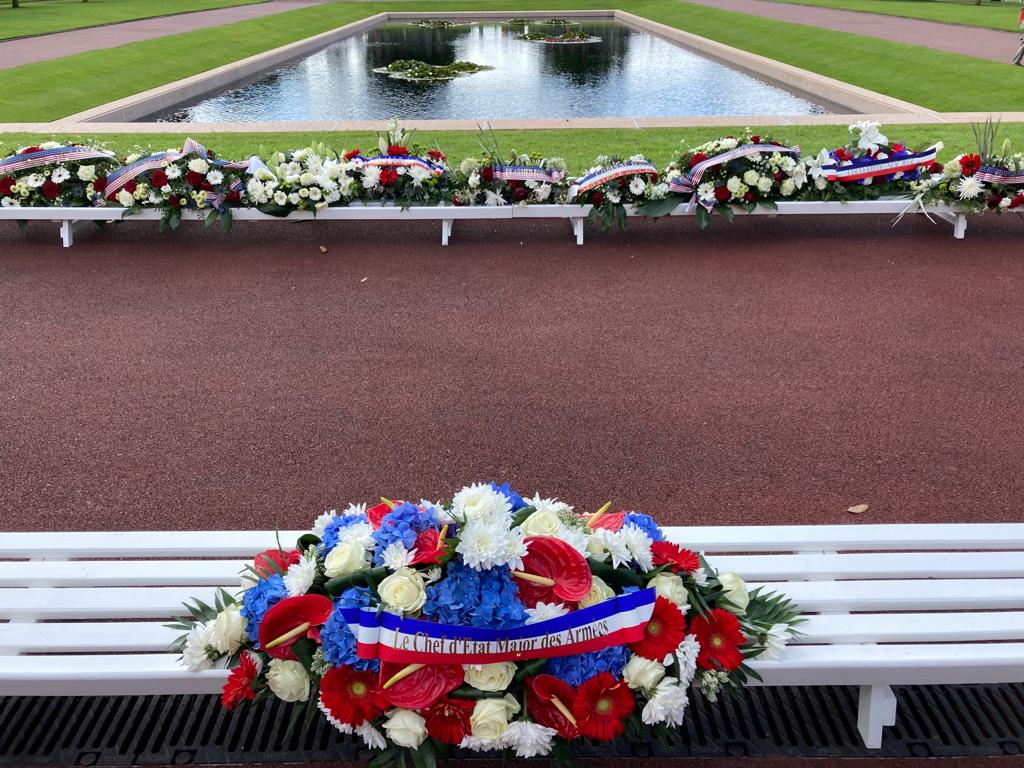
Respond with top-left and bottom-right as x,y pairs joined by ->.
411,19 -> 472,29
373,59 -> 491,82
517,30 -> 601,43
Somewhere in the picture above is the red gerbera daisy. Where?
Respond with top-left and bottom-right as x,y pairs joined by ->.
221,652 -> 259,710
572,672 -> 634,740
690,608 -> 746,672
959,153 -> 982,176
651,541 -> 700,573
320,666 -> 388,728
629,596 -> 686,661
422,697 -> 475,744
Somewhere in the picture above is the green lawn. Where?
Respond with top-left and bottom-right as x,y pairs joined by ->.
767,0 -> 1020,32
0,123 -> 1008,170
1,0 -> 1023,122
0,0 -> 265,41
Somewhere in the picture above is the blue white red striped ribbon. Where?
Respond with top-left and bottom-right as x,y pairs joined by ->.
974,165 -> 1024,185
569,161 -> 658,200
0,145 -> 116,175
824,145 -> 939,183
344,587 -> 657,665
668,143 -> 800,212
358,155 -> 444,175
492,165 -> 563,183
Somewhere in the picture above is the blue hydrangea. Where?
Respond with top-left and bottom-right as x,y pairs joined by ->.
624,512 -> 664,542
321,587 -> 379,672
370,502 -> 439,565
423,561 -> 528,629
543,645 -> 631,687
490,481 -> 528,511
321,513 -> 370,553
240,574 -> 288,644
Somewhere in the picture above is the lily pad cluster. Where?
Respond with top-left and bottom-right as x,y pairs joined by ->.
373,59 -> 492,82
410,19 -> 472,29
516,30 -> 600,43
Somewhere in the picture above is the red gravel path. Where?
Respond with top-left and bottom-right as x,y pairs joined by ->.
2,215 -> 1023,533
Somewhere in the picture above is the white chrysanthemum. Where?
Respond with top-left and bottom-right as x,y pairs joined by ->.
337,521 -> 375,549
484,189 -> 507,206
318,698 -> 355,734
641,677 -> 690,727
619,523 -> 654,571
355,721 -> 387,750
182,622 -> 216,671
500,721 -> 557,757
456,518 -> 527,571
675,633 -> 701,685
423,567 -> 443,584
380,540 -> 415,570
525,601 -> 569,624
284,553 -> 318,597
459,735 -> 502,753
759,624 -> 789,662
526,493 -> 573,516
452,483 -> 513,523
312,509 -> 337,538
588,528 -> 631,569
954,176 -> 984,200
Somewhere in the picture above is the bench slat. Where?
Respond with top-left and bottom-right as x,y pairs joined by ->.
0,622 -> 179,653
710,552 -> 1024,581
0,531 -> 305,559
794,611 -> 1024,644
0,587 -> 232,620
0,560 -> 248,587
752,579 -> 1024,612
0,654 -> 227,696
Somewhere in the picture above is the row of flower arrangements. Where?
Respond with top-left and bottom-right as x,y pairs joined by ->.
172,483 -> 801,768
2,120 -> 1021,233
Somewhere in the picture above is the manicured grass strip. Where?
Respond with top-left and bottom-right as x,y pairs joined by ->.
0,0 -> 263,41
0,123 -> 1010,170
765,0 -> 1020,33
3,0 -> 1024,121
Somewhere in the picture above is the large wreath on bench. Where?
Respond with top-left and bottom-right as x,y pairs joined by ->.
174,484 -> 800,765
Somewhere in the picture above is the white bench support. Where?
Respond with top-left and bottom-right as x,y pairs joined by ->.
570,217 -> 585,246
441,218 -> 453,247
858,684 -> 898,748
932,209 -> 968,239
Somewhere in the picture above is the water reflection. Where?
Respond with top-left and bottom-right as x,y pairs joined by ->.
157,20 -> 828,121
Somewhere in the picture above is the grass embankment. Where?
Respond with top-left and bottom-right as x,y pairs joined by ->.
0,0 -> 263,41
0,124 -> 1013,170
765,0 -> 1020,32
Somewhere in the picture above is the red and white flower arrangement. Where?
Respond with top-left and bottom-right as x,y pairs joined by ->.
0,141 -> 117,209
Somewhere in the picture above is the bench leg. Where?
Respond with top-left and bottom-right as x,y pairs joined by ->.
570,217 -> 584,246
59,220 -> 74,248
953,212 -> 967,240
441,219 -> 453,247
857,684 -> 897,748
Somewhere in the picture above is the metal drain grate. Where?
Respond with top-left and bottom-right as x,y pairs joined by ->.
2,685 -> 1023,766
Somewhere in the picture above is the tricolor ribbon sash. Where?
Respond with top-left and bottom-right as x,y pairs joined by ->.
492,165 -> 564,184
568,161 -> 658,201
344,587 -> 656,665
974,165 -> 1024,185
357,155 -> 445,175
668,143 -> 800,212
0,145 -> 116,175
823,144 -> 939,183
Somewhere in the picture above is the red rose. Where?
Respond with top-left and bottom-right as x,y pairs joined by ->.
508,179 -> 521,189
713,186 -> 730,203
201,181 -> 213,192
927,162 -> 944,174
41,180 -> 60,200
960,153 -> 982,176
0,176 -> 14,196
427,149 -> 446,162
513,186 -> 528,202
343,148 -> 361,160
380,168 -> 398,186
773,171 -> 784,182
743,190 -> 756,203
168,195 -> 182,208
386,145 -> 409,156
227,189 -> 241,202
21,146 -> 41,154
1011,193 -> 1024,209
591,190 -> 604,207
750,135 -> 761,144
689,152 -> 708,168
92,176 -> 107,193
150,170 -> 169,187
185,170 -> 204,187
480,166 -> 494,182
123,180 -> 137,194
986,193 -> 1003,210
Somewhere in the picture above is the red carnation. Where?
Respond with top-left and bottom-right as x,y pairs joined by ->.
572,673 -> 634,741
1011,193 -> 1024,209
41,180 -> 60,200
743,190 -> 756,203
959,153 -> 982,176
651,540 -> 700,573
380,168 -> 398,186
168,195 -> 182,208
221,652 -> 259,710
227,189 -> 241,203
713,186 -> 730,203
386,145 -> 409,156
320,666 -> 388,727
427,149 -> 446,163
123,180 -> 137,194
0,176 -> 15,196
750,135 -> 761,144
480,165 -> 494,182
343,148 -> 361,161
927,162 -> 944,174
254,548 -> 301,577
591,190 -> 604,207
526,675 -> 578,739
629,597 -> 686,660
185,170 -> 205,187
691,608 -> 745,672
422,697 -> 474,744
92,176 -> 108,193
689,152 -> 708,168
150,170 -> 169,188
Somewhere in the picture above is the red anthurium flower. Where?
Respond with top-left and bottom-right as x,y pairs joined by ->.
629,596 -> 685,661
368,500 -> 399,529
379,661 -> 464,709
258,594 -> 333,659
526,675 -> 578,739
959,153 -> 982,176
513,536 -> 592,608
691,608 -> 745,672
254,548 -> 301,577
320,666 -> 388,727
589,510 -> 626,532
573,673 -> 634,740
651,541 -> 700,574
410,528 -> 446,566
221,652 -> 259,710
422,697 -> 475,744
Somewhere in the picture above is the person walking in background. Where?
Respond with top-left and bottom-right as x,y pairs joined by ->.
1015,1 -> 1024,64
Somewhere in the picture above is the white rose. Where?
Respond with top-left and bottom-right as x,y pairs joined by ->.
266,659 -> 309,702
650,572 -> 689,609
943,160 -> 962,179
211,604 -> 246,654
77,165 -> 96,182
719,572 -> 749,614
780,179 -> 796,197
464,662 -> 516,692
757,176 -> 773,193
742,170 -> 759,186
378,567 -> 426,613
188,158 -> 210,174
726,176 -> 742,194
519,509 -> 561,537
623,654 -> 666,690
470,695 -> 520,741
116,189 -> 135,207
383,708 -> 426,748
324,540 -> 367,577
273,190 -> 288,206
578,575 -> 615,608
459,157 -> 480,176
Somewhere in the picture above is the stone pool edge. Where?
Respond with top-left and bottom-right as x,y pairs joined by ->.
46,9 -> 939,126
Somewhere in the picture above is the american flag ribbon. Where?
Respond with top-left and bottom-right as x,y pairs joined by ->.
492,165 -> 563,183
824,144 -> 939,183
668,143 -> 799,212
358,155 -> 444,174
0,145 -> 116,175
974,165 -> 1024,185
568,161 -> 658,200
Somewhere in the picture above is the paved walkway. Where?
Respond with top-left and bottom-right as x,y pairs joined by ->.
688,0 -> 1021,63
0,0 -> 324,70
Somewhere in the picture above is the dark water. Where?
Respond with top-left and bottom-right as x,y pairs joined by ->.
157,20 -> 829,121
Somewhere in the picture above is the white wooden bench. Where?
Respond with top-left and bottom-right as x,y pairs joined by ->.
3,199 -> 968,248
1,523 -> 1021,750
